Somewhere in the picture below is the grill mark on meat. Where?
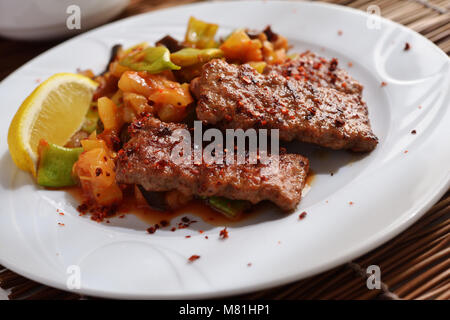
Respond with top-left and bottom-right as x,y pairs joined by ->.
264,51 -> 363,95
191,59 -> 378,152
116,116 -> 309,211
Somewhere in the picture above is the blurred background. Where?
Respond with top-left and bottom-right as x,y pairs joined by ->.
0,0 -> 448,81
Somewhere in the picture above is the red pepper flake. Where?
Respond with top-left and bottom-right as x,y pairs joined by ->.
337,30 -> 343,36
59,212 -> 64,216
260,120 -> 267,126
224,114 -> 232,121
58,223 -> 65,226
404,42 -> 411,51
349,201 -> 354,205
219,227 -> 229,239
247,263 -> 252,267
341,82 -> 347,88
242,76 -> 251,84
171,227 -> 176,232
188,255 -> 200,263
411,130 -> 417,135
185,235 -> 191,238
198,230 -> 204,234
181,216 -> 190,223
160,220 -> 169,227
404,150 -> 408,154
119,215 -> 125,219
299,211 -> 307,220
381,81 -> 388,87
147,226 -> 156,234
95,167 -> 103,176
348,62 -> 353,67
205,236 -> 209,239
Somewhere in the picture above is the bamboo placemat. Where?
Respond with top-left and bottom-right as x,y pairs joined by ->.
0,0 -> 449,300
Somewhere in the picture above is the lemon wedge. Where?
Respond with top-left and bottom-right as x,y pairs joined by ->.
7,73 -> 98,176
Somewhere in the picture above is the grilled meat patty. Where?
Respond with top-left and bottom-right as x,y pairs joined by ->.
191,59 -> 378,152
115,116 -> 309,211
264,51 -> 363,95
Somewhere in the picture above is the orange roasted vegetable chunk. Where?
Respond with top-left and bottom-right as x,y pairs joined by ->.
220,30 -> 263,63
98,97 -> 122,132
73,141 -> 122,206
118,71 -> 193,122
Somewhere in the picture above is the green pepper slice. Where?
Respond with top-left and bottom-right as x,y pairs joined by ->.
119,46 -> 180,73
185,17 -> 219,49
207,196 -> 251,219
82,105 -> 99,133
37,141 -> 83,187
170,48 -> 224,67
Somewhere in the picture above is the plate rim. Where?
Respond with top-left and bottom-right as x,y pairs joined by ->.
0,0 -> 449,299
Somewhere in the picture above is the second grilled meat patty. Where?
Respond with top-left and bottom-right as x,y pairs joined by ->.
191,59 -> 378,152
264,51 -> 363,95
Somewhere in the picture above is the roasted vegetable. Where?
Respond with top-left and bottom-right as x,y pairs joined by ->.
123,92 -> 154,115
157,102 -> 188,123
74,137 -> 122,205
155,35 -> 185,53
206,196 -> 251,219
64,131 -> 89,149
248,61 -> 267,74
185,16 -> 219,49
170,48 -> 224,67
174,63 -> 204,82
119,46 -> 180,74
93,72 -> 119,101
137,185 -> 167,211
82,106 -> 99,133
262,40 -> 287,64
80,133 -> 108,151
118,71 -> 193,122
220,30 -> 263,63
37,140 -> 83,187
100,44 -> 122,75
287,53 -> 300,60
97,97 -> 122,132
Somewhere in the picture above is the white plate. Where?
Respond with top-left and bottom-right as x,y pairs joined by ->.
0,1 -> 449,299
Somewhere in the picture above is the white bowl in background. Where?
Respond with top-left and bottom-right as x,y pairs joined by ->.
0,0 -> 129,40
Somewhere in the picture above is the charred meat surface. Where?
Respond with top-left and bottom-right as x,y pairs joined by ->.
191,59 -> 377,152
264,51 -> 363,95
116,116 -> 309,211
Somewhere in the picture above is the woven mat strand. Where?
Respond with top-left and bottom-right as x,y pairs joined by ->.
0,0 -> 449,300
